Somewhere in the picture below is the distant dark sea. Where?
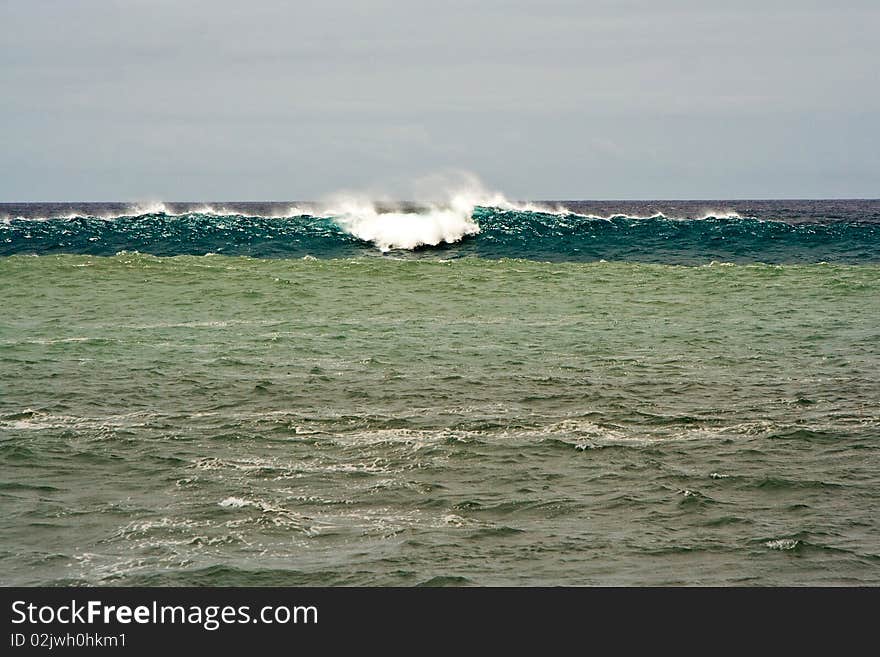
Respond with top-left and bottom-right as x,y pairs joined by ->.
1,199 -> 878,585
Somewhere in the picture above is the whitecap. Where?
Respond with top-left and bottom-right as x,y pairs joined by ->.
218,497 -> 253,508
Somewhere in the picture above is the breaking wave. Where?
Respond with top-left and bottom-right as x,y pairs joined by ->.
2,193 -> 879,263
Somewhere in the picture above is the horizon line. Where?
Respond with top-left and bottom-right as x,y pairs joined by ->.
2,197 -> 879,204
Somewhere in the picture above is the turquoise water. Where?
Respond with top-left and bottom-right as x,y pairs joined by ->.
1,200 -> 879,585
3,202 -> 879,263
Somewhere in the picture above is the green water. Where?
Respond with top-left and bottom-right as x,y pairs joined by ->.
1,254 -> 878,585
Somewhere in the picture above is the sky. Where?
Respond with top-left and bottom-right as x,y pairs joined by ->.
1,0 -> 878,200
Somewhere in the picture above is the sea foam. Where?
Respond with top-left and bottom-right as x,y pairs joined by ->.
315,173 -> 574,251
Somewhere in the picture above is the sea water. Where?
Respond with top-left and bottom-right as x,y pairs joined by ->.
1,198 -> 878,585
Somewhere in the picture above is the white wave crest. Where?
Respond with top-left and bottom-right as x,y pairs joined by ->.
128,201 -> 171,215
698,209 -> 742,220
315,171 -> 578,251
327,198 -> 481,251
218,496 -> 253,508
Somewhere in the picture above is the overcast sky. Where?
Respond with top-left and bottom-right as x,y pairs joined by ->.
2,0 -> 878,200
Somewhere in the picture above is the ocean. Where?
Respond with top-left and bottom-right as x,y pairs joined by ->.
1,199 -> 878,585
